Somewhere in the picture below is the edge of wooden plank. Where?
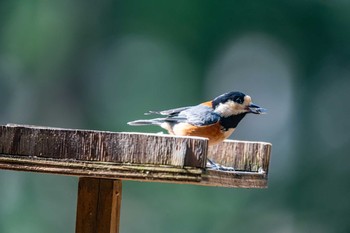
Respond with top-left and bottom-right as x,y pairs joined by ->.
4,123 -> 208,140
0,154 -> 267,188
208,139 -> 272,174
0,154 -> 202,182
201,169 -> 267,188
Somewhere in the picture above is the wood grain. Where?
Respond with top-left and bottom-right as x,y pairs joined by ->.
0,155 -> 202,183
0,154 -> 266,188
0,123 -> 272,233
208,139 -> 271,173
201,170 -> 267,188
0,124 -> 272,188
76,178 -> 122,233
0,124 -> 207,168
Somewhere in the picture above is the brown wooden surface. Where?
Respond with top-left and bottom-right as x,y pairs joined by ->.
0,154 -> 267,188
0,123 -> 272,233
208,139 -> 271,173
0,155 -> 202,183
201,170 -> 267,188
0,124 -> 207,168
0,124 -> 272,188
76,178 -> 122,233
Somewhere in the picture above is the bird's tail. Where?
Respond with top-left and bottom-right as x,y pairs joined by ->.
127,118 -> 165,126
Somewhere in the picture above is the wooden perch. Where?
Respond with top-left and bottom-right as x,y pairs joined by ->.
0,124 -> 271,188
0,123 -> 272,233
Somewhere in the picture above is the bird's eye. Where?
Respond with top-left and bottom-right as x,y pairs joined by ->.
235,97 -> 244,104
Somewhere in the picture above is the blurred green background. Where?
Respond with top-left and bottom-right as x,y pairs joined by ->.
1,0 -> 350,232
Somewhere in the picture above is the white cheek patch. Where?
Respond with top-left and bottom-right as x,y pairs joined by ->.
244,95 -> 252,106
215,100 -> 235,117
215,100 -> 248,117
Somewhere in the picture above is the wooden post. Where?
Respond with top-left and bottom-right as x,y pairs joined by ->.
76,178 -> 122,233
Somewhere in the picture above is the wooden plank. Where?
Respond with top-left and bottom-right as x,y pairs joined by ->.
76,178 -> 122,233
0,124 -> 208,168
208,139 -> 271,173
201,170 -> 267,188
0,155 -> 203,183
0,155 -> 267,188
0,124 -> 272,188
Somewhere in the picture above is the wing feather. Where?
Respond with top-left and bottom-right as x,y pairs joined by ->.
177,105 -> 220,126
131,104 -> 219,127
145,106 -> 193,116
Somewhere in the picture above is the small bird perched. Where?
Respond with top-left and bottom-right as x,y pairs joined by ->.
128,91 -> 266,146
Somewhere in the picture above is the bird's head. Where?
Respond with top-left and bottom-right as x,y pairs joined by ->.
212,91 -> 266,117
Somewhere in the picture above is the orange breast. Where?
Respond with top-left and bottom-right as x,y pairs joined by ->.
171,122 -> 234,146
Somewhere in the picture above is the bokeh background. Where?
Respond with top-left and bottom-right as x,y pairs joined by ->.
1,1 -> 350,233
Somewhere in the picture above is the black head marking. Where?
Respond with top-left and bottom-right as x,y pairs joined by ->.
212,91 -> 246,108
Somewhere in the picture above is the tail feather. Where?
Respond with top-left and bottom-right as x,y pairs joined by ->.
128,116 -> 187,126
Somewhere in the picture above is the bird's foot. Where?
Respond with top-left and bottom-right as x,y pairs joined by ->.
206,159 -> 235,172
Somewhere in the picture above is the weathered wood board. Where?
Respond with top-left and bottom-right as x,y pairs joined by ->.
208,140 -> 271,173
0,124 -> 272,188
0,124 -> 207,167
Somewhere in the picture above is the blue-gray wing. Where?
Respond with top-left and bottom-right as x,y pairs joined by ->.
146,106 -> 193,116
177,105 -> 220,126
128,104 -> 219,126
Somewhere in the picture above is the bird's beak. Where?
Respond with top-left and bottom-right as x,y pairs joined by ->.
248,103 -> 267,114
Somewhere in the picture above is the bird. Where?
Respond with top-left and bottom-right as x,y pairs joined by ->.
128,91 -> 266,146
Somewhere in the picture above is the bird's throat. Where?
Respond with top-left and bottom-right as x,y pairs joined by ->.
220,113 -> 247,131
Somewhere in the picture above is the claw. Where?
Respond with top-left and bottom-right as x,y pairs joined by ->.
206,159 -> 235,172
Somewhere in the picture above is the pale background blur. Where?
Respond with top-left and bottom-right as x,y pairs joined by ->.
1,1 -> 350,233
